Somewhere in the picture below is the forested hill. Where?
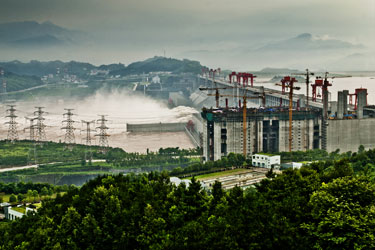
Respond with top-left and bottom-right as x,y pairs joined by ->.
109,56 -> 203,76
0,70 -> 44,92
2,149 -> 375,249
0,57 -> 204,78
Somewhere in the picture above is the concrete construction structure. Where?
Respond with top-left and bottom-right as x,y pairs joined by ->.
201,107 -> 322,161
252,154 -> 280,169
126,122 -> 187,133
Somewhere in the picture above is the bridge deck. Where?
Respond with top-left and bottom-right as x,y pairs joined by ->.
199,76 -> 323,109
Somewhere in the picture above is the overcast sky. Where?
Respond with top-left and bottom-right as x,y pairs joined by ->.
0,0 -> 374,67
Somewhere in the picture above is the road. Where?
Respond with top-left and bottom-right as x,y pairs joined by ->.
0,165 -> 38,173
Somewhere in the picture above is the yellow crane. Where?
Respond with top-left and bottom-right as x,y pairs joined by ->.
276,76 -> 300,152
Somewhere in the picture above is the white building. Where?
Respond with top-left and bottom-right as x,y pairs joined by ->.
252,154 -> 280,169
4,206 -> 35,220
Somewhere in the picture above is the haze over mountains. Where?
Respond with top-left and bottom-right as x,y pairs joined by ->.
0,20 -> 373,71
0,21 -> 87,48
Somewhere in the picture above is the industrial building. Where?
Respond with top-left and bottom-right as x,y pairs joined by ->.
252,154 -> 281,169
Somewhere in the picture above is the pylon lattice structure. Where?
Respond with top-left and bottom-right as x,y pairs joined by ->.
62,109 -> 76,147
5,105 -> 18,142
34,107 -> 46,141
81,120 -> 95,161
96,115 -> 110,152
25,117 -> 36,141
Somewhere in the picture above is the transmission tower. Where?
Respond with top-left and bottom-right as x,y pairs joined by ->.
5,105 -> 18,142
81,120 -> 95,161
62,109 -> 76,148
81,120 -> 95,146
24,117 -> 36,141
33,107 -> 46,141
96,115 -> 110,153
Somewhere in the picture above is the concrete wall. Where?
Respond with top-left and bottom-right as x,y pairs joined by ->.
327,118 -> 375,152
126,122 -> 186,133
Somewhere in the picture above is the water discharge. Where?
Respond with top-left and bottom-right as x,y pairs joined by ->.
0,89 -> 198,153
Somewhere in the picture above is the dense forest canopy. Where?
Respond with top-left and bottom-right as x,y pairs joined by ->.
2,148 -> 375,249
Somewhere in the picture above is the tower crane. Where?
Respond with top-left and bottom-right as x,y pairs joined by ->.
276,76 -> 300,152
293,69 -> 314,107
199,87 -> 230,108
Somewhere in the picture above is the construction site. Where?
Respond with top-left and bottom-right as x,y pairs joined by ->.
197,69 -> 375,161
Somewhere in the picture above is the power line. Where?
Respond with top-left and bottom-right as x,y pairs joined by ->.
5,105 -> 18,142
96,115 -> 110,153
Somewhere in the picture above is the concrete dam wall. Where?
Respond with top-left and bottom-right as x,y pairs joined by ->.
126,122 -> 187,133
327,118 -> 375,152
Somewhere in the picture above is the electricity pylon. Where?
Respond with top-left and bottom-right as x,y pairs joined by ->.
24,117 -> 36,141
96,115 -> 110,153
62,109 -> 76,149
81,120 -> 95,161
5,105 -> 18,142
34,107 -> 46,142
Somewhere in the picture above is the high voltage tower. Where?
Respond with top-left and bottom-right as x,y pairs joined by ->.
24,117 -> 36,140
96,115 -> 110,152
5,105 -> 18,142
34,107 -> 46,142
62,109 -> 76,149
81,120 -> 95,161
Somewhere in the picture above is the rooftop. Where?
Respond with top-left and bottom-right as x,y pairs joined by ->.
255,153 -> 279,157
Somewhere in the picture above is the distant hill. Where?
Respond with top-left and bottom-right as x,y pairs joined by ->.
0,21 -> 87,48
98,63 -> 126,72
0,69 -> 44,92
0,57 -> 204,78
257,67 -> 303,74
110,57 -> 203,76
0,60 -> 96,77
258,33 -> 364,51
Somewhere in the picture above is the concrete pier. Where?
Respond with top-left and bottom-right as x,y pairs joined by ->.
337,91 -> 344,119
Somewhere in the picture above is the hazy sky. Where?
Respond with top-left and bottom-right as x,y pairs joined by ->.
0,0 -> 374,67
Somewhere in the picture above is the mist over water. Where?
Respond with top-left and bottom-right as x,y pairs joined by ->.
0,89 -> 198,153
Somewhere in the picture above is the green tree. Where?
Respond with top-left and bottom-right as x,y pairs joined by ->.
302,176 -> 375,249
9,194 -> 17,203
40,187 -> 49,196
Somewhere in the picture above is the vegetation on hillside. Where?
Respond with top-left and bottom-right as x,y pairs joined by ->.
110,56 -> 203,76
0,70 -> 44,92
1,148 -> 375,249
